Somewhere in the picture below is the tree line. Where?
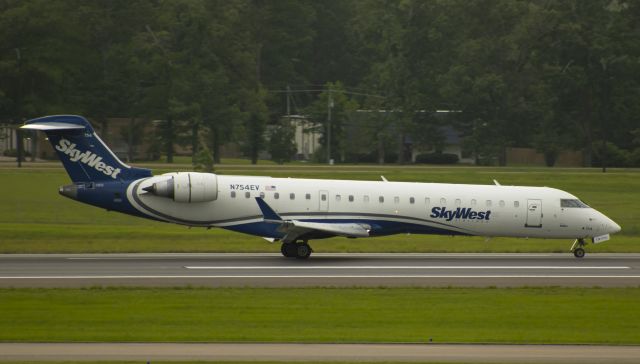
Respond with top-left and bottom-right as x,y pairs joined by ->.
1,0 -> 639,166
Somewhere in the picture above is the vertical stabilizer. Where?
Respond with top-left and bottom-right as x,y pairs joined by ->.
21,115 -> 152,182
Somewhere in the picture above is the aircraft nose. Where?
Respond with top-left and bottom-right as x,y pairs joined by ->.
608,219 -> 622,234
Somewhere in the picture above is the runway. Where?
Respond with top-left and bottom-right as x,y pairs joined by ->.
1,253 -> 640,287
2,343 -> 640,363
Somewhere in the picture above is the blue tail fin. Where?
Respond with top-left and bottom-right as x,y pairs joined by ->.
22,115 -> 152,182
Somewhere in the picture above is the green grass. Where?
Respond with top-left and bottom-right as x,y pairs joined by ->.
157,155 -> 280,165
0,164 -> 638,253
0,362 -> 499,364
1,287 -> 639,344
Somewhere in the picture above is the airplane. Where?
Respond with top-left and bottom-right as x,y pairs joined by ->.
22,115 -> 621,259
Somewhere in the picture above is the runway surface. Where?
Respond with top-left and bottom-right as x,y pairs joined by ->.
2,343 -> 640,363
1,253 -> 640,287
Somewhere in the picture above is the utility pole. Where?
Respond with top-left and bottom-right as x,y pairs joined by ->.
145,25 -> 174,163
16,128 -> 22,168
286,85 -> 291,119
326,88 -> 333,164
15,48 -> 22,168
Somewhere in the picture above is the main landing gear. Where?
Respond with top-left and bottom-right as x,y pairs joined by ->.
281,241 -> 313,259
570,238 -> 586,258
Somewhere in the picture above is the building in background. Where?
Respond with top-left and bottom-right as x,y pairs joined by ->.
0,117 -> 583,167
289,115 -> 322,160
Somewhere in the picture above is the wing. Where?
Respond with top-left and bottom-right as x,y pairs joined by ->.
255,197 -> 370,243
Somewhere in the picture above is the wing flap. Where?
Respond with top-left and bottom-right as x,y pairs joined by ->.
288,220 -> 370,238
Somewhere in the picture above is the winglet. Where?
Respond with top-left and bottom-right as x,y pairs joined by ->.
255,197 -> 282,221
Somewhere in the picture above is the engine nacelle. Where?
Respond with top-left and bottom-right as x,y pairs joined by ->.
143,172 -> 218,203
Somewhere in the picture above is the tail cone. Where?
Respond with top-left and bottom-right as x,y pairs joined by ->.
59,184 -> 78,200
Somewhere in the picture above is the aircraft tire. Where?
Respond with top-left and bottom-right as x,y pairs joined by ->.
573,247 -> 585,258
281,243 -> 297,258
296,243 -> 312,259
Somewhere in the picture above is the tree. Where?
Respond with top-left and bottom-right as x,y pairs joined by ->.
305,82 -> 359,162
268,120 -> 297,164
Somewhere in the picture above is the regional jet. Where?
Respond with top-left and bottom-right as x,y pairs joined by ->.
22,115 -> 621,259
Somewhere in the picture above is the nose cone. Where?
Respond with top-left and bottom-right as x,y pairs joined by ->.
608,219 -> 622,234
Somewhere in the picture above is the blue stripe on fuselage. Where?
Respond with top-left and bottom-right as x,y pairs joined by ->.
73,180 -> 157,221
223,218 -> 469,240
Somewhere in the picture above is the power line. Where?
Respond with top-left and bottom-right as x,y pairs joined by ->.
267,88 -> 386,99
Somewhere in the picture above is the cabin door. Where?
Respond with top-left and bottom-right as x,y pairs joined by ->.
525,199 -> 542,228
319,190 -> 329,212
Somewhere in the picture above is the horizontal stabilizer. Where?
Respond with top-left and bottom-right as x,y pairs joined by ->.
21,122 -> 85,131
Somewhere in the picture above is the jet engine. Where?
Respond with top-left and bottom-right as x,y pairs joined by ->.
143,172 -> 218,203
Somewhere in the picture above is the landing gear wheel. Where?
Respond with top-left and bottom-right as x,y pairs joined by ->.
570,238 -> 587,259
295,243 -> 312,259
281,243 -> 297,258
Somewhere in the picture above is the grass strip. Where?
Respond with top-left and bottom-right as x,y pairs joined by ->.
1,287 -> 639,344
0,362 -> 495,364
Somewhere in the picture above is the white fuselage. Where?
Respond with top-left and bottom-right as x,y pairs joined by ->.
126,173 -> 621,241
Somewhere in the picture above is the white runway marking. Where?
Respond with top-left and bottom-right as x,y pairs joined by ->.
63,253 -> 561,260
1,275 -> 640,279
184,265 -> 630,270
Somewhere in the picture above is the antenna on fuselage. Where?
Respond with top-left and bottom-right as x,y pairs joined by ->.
493,179 -> 501,186
381,176 -> 389,182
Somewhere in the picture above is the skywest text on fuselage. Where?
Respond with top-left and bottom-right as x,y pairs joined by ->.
430,207 -> 492,221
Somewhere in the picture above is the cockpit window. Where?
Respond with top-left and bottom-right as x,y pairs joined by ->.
561,199 -> 589,208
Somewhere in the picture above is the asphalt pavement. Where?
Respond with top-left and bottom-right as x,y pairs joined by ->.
1,343 -> 640,363
1,252 -> 640,287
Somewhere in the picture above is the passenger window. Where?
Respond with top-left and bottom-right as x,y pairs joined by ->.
231,191 -> 236,198
486,200 -> 492,207
306,193 -> 311,200
290,193 -> 295,200
259,192 -> 265,199
349,195 -> 354,202
274,193 -> 280,199
336,195 -> 341,202
394,196 -> 400,204
245,192 -> 250,198
321,194 -> 326,201
440,198 -> 446,205
379,196 -> 384,203
471,199 -> 477,206
364,195 -> 370,203
455,199 -> 461,206
499,200 -> 505,207
514,201 -> 519,208
410,197 -> 415,204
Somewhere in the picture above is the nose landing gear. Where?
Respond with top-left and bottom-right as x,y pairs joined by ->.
570,238 -> 586,258
281,241 -> 313,259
